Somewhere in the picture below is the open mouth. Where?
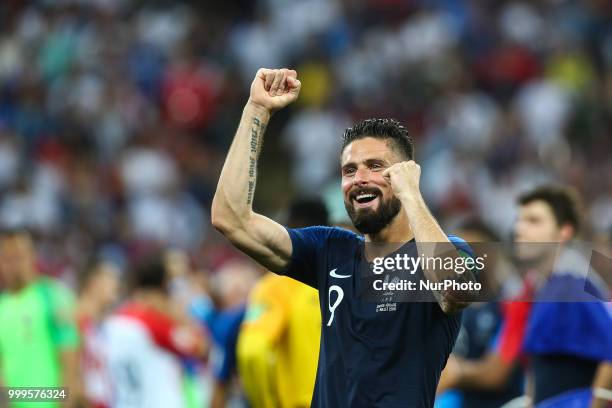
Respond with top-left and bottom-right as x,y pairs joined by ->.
351,189 -> 381,208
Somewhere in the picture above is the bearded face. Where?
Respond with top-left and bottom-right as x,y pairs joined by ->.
341,137 -> 404,235
344,186 -> 402,234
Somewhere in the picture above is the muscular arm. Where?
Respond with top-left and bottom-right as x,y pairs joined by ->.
386,161 -> 477,314
402,193 -> 472,314
211,69 -> 301,273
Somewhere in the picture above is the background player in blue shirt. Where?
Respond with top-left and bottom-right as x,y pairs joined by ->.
211,68 -> 477,407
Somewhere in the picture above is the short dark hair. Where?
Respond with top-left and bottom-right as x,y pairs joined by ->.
129,253 -> 167,291
342,118 -> 414,160
77,258 -> 116,293
519,185 -> 582,232
288,197 -> 329,228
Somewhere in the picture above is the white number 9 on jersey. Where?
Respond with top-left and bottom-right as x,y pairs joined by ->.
327,285 -> 344,326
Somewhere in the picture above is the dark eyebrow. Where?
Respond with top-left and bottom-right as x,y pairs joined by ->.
342,158 -> 389,168
364,158 -> 388,166
341,162 -> 356,172
341,158 -> 390,173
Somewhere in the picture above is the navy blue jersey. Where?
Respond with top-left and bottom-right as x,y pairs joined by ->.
282,226 -> 472,408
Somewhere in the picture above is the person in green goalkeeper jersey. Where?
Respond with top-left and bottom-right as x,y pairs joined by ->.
0,228 -> 80,408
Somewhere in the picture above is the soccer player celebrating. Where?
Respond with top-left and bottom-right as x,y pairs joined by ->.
212,68 -> 475,407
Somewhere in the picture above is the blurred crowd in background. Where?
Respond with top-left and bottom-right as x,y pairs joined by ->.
0,0 -> 611,407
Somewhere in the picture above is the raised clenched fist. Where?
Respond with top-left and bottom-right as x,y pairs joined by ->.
382,160 -> 422,199
248,68 -> 301,113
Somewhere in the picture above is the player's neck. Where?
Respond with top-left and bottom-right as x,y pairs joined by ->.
530,243 -> 567,287
365,211 -> 414,244
7,273 -> 37,293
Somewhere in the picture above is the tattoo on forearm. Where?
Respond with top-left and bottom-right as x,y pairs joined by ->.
247,117 -> 266,205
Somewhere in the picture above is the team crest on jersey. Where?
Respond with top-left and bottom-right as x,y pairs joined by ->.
375,302 -> 397,313
375,274 -> 398,312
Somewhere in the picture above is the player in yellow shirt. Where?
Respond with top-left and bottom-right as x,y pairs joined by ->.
237,198 -> 328,408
